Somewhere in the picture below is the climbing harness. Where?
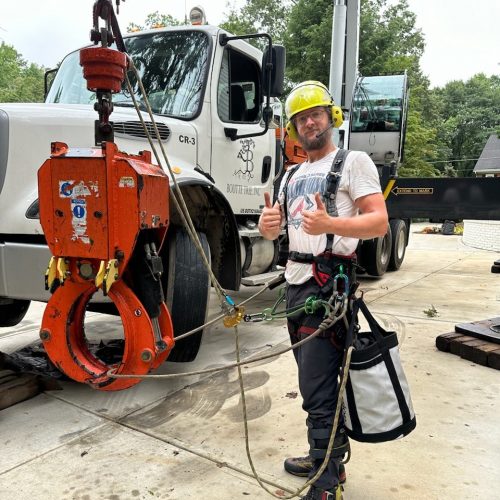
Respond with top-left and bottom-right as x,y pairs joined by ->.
278,148 -> 360,299
278,148 -> 350,263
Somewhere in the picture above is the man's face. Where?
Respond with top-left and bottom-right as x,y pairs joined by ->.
293,106 -> 331,151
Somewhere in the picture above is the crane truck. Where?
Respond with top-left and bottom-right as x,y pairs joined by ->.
3,2 -> 484,367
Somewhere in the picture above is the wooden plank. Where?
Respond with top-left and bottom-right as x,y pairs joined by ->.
0,370 -> 42,411
460,339 -> 491,365
487,349 -> 500,370
467,343 -> 500,366
449,335 -> 476,356
435,332 -> 463,352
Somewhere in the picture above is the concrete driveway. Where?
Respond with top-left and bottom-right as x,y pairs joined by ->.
1,223 -> 499,500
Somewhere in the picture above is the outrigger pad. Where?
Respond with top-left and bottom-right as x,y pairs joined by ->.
455,317 -> 500,344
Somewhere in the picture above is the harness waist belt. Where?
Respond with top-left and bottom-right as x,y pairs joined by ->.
288,251 -> 356,264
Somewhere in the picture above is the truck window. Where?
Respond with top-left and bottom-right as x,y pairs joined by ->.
351,75 -> 405,132
46,30 -> 211,120
217,48 -> 261,123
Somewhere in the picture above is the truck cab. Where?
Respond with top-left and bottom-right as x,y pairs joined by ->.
0,21 -> 286,360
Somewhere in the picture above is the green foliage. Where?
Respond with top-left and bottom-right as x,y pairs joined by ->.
221,0 -> 292,50
127,11 -> 181,32
431,74 -> 500,177
220,7 -> 257,38
283,0 -> 333,84
0,43 -> 45,103
359,0 -> 425,79
398,110 -> 440,177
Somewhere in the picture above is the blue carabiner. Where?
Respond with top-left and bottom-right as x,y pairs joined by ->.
333,273 -> 349,295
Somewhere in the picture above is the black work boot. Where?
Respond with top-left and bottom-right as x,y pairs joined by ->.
284,456 -> 346,483
300,485 -> 343,500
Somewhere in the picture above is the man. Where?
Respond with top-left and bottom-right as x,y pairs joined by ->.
258,81 -> 388,500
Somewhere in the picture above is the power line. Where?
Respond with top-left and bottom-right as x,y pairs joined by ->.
420,156 -> 500,164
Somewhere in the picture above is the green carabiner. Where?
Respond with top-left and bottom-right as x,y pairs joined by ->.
304,296 -> 319,315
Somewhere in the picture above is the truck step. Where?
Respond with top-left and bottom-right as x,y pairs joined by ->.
241,270 -> 284,286
436,318 -> 500,370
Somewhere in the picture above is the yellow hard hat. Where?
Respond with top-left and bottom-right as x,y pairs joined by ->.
285,81 -> 343,140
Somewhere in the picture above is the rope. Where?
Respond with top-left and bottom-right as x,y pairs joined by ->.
173,275 -> 275,342
107,299 -> 348,380
233,318 -> 354,499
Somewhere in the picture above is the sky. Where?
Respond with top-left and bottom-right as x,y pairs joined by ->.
1,0 -> 499,88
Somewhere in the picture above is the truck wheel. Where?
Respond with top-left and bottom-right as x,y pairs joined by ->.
388,219 -> 407,271
360,225 -> 392,276
163,227 -> 210,362
0,299 -> 31,327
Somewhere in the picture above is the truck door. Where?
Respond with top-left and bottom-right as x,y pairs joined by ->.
210,42 -> 275,215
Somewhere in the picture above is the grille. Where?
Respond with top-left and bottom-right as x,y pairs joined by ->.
113,121 -> 170,141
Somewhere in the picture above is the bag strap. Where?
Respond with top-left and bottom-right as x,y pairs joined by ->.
345,297 -> 386,348
356,298 -> 387,341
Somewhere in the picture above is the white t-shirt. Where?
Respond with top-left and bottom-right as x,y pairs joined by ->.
279,149 -> 382,285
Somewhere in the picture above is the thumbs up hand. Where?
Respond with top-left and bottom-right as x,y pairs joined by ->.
314,192 -> 326,211
259,191 -> 282,239
301,192 -> 333,235
264,191 -> 280,208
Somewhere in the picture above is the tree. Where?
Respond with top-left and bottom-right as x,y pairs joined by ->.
283,0 -> 333,84
220,0 -> 292,50
359,0 -> 424,78
431,74 -> 500,177
127,11 -> 181,32
220,7 -> 257,38
0,43 -> 45,102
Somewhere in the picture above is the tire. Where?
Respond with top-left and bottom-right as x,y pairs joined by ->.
388,219 -> 407,271
360,224 -> 392,276
163,227 -> 211,362
0,299 -> 31,327
491,265 -> 500,274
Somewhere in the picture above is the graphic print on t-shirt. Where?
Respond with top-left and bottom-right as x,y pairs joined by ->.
287,172 -> 325,229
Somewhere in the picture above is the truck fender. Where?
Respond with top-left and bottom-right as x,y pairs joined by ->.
168,179 -> 241,291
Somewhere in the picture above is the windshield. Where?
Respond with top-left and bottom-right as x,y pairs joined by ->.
351,75 -> 406,132
46,30 -> 210,120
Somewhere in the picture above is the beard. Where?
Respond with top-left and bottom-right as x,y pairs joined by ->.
297,127 -> 331,151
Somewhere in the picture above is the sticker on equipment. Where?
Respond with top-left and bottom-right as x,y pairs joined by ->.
71,199 -> 89,244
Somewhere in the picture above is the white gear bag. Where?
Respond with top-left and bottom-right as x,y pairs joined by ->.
342,297 -> 416,442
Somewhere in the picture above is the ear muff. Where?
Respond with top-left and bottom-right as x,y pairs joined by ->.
286,120 -> 298,141
331,105 -> 344,128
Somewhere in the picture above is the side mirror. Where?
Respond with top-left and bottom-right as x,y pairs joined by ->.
262,45 -> 286,97
260,100 -> 282,130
